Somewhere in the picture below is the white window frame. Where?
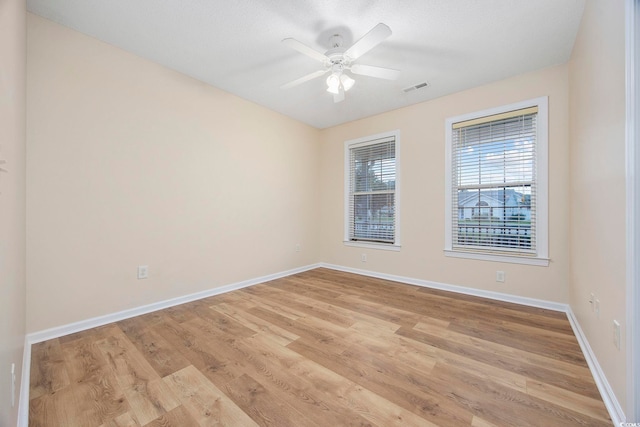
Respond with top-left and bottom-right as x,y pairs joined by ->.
444,97 -> 549,266
344,130 -> 401,251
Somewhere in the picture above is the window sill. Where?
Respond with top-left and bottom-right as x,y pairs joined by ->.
344,241 -> 401,252
444,249 -> 549,266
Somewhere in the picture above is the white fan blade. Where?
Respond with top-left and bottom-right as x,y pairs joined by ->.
344,23 -> 392,60
350,63 -> 400,80
282,38 -> 328,63
333,87 -> 345,103
280,69 -> 329,90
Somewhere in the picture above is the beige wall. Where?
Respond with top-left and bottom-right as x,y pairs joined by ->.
24,2 -> 631,419
0,0 -> 26,425
569,0 -> 627,414
319,65 -> 570,303
26,14 -> 320,333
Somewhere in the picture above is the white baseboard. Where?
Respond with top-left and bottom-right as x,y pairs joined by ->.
27,263 -> 321,344
321,263 -> 625,424
17,263 -> 320,427
17,336 -> 31,427
566,307 -> 626,425
320,263 -> 567,312
18,262 -> 625,426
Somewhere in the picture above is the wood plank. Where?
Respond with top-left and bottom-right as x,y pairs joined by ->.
526,379 -> 610,422
67,367 -> 129,426
346,321 -> 525,393
238,287 -> 307,320
274,276 -> 345,299
172,313 -> 383,427
402,323 -> 600,399
228,334 -> 377,427
96,328 -> 181,426
247,305 -> 347,347
153,317 -> 241,386
29,366 -> 128,427
429,362 -> 611,426
189,302 -> 258,338
344,322 -> 437,377
163,365 -> 259,426
242,333 -> 434,427
29,389 -> 67,427
411,321 -> 590,379
60,336 -> 109,383
144,405 -> 200,427
162,304 -> 201,324
224,373 -> 310,427
262,281 -> 357,328
447,317 -> 587,364
29,339 -> 70,400
118,317 -> 191,378
211,302 -> 300,346
471,416 -> 499,427
29,268 -> 611,427
333,293 -> 424,328
98,412 -> 139,427
287,338 -> 475,427
266,284 -> 402,332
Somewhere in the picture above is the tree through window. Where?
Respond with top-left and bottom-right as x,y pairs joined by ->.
345,131 -> 399,246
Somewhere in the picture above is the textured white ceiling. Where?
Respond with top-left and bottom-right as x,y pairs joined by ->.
26,0 -> 585,129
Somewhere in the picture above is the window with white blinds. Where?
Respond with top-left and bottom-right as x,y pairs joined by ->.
445,98 -> 548,265
344,131 -> 399,247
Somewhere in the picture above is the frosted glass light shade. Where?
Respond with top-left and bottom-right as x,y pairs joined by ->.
326,74 -> 340,94
340,74 -> 355,91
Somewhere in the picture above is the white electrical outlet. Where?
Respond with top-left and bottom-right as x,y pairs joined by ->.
361,253 -> 367,262
137,265 -> 149,279
11,363 -> 16,408
589,293 -> 595,311
496,271 -> 505,283
613,320 -> 621,350
594,299 -> 600,318
295,244 -> 301,253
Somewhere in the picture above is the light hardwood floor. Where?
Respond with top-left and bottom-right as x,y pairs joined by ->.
29,268 -> 611,426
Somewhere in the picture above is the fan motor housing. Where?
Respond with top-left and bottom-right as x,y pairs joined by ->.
325,50 -> 350,69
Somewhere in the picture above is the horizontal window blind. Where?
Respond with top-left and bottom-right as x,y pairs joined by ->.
348,136 -> 396,243
451,109 -> 537,255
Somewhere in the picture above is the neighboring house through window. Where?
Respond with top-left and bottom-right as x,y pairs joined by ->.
344,130 -> 400,250
445,97 -> 548,266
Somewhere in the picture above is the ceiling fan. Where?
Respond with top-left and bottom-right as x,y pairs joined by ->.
280,23 -> 400,103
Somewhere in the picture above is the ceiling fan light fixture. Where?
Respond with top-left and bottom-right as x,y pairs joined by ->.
282,23 -> 396,103
326,74 -> 341,94
340,74 -> 355,91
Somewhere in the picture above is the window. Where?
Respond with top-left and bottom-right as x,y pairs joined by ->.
344,131 -> 400,250
445,98 -> 548,266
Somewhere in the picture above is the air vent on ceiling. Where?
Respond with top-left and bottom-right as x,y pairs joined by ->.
402,81 -> 430,93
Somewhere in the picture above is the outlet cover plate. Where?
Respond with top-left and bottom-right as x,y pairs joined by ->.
137,265 -> 149,279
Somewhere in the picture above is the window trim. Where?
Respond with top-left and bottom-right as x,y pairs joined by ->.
444,97 -> 549,266
344,130 -> 401,249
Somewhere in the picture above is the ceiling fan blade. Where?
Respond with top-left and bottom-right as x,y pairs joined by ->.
344,23 -> 392,60
280,69 -> 329,90
282,38 -> 328,63
333,87 -> 345,103
350,64 -> 400,80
